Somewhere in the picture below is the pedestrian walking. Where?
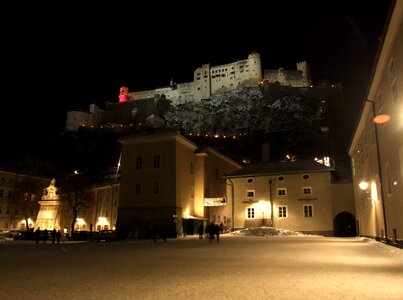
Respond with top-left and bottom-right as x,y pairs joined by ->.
51,228 -> 56,244
42,229 -> 48,243
56,230 -> 62,244
214,224 -> 220,243
198,224 -> 204,240
34,227 -> 41,244
206,222 -> 215,243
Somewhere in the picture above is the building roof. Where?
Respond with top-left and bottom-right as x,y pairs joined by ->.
223,160 -> 334,178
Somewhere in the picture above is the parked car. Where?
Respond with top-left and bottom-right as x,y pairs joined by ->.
0,230 -> 21,241
89,230 -> 118,242
13,230 -> 34,240
69,231 -> 90,241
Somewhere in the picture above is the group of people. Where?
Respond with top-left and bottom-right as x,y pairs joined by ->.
34,227 -> 62,244
151,224 -> 168,243
201,222 -> 224,243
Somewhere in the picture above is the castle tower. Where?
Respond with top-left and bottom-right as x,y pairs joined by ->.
248,52 -> 262,81
296,61 -> 312,86
192,64 -> 211,101
119,86 -> 130,102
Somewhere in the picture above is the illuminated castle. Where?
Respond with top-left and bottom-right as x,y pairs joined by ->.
118,52 -> 311,104
66,53 -> 311,131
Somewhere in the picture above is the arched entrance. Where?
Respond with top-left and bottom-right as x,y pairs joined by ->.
333,212 -> 356,237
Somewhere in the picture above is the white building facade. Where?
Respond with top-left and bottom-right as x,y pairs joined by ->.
348,0 -> 402,247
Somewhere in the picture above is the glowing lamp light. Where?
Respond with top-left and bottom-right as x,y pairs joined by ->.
373,114 -> 391,124
359,181 -> 369,190
76,218 -> 86,226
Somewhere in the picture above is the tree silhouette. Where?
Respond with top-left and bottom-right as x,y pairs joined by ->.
15,178 -> 42,232
59,173 -> 93,239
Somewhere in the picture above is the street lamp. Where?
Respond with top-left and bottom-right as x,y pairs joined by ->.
367,99 -> 390,243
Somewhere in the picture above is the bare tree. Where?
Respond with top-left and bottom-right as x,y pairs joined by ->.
15,178 -> 42,232
60,173 -> 93,239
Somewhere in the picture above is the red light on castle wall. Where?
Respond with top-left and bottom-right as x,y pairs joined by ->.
119,86 -> 129,103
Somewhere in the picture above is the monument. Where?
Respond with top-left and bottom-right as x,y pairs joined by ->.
34,179 -> 63,230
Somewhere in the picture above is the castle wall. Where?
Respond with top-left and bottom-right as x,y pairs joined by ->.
264,61 -> 311,87
192,64 -> 211,101
210,53 -> 262,95
125,53 -> 304,103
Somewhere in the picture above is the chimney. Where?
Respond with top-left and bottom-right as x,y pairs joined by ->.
262,142 -> 270,162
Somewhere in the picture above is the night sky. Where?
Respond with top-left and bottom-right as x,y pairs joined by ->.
2,1 -> 392,158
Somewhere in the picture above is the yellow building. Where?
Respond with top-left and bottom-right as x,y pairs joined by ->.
0,170 -> 49,232
348,0 -> 402,247
224,160 -> 356,236
71,181 -> 120,233
117,130 -> 241,237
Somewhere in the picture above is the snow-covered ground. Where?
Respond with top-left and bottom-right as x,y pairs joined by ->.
1,231 -> 403,299
231,226 -> 314,236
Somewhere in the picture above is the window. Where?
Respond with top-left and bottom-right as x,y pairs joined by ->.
304,205 -> 313,218
246,190 -> 255,198
153,155 -> 160,168
277,176 -> 285,182
277,188 -> 287,196
247,208 -> 255,219
0,206 -> 2,214
0,190 -> 3,198
7,190 -> 12,199
190,162 -> 194,175
302,174 -> 310,180
153,182 -> 160,195
278,206 -> 287,218
302,187 -> 312,195
216,169 -> 219,180
247,178 -> 254,183
134,183 -> 141,196
136,156 -> 143,169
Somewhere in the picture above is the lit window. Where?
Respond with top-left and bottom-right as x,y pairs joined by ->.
153,182 -> 160,195
134,183 -> 141,196
304,205 -> 313,218
246,190 -> 255,198
136,156 -> 143,169
247,208 -> 255,219
277,188 -> 287,196
302,187 -> 312,195
278,206 -> 287,218
153,155 -> 160,168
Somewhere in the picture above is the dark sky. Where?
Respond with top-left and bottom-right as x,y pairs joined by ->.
2,1 -> 392,146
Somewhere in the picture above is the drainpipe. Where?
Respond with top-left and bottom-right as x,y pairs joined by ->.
225,178 -> 235,231
269,179 -> 274,227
